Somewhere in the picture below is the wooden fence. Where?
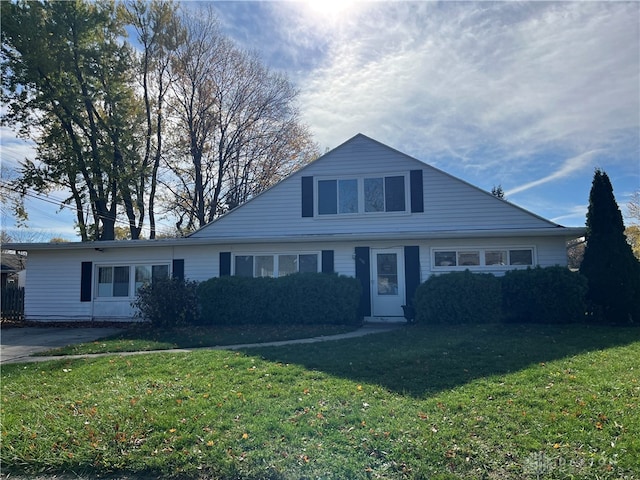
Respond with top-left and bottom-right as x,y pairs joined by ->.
1,286 -> 24,322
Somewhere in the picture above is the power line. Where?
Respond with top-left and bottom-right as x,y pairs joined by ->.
0,180 -> 177,236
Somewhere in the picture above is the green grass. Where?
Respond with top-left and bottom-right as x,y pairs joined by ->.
2,324 -> 639,479
36,323 -> 358,356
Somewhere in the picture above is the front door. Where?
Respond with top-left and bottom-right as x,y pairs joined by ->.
371,248 -> 405,317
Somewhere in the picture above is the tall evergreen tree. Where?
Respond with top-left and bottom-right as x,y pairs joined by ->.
580,169 -> 640,323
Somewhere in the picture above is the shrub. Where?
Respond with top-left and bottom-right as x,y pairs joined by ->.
131,278 -> 200,327
501,266 -> 588,324
413,270 -> 502,324
197,276 -> 273,325
197,273 -> 361,325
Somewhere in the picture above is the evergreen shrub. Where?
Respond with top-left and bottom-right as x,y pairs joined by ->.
132,278 -> 200,327
413,270 -> 502,324
198,273 -> 361,325
501,266 -> 588,324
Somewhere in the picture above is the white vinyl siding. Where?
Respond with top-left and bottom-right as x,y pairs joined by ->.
22,249 -> 176,322
20,234 -> 571,323
191,135 -> 556,240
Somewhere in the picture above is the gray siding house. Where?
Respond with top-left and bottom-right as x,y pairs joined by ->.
6,134 -> 585,322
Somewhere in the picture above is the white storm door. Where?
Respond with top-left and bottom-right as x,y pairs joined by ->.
371,248 -> 405,317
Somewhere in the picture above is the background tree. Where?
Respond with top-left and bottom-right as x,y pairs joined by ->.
580,169 -> 640,323
566,237 -> 585,270
1,0 -> 146,241
125,0 -> 183,239
624,190 -> 640,259
2,1 -> 317,240
165,6 -> 318,233
491,185 -> 506,199
0,166 -> 27,228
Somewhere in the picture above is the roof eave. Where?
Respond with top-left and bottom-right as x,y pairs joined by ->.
1,227 -> 586,252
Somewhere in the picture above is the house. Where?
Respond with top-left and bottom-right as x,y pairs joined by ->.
4,134 -> 585,323
0,252 -> 25,288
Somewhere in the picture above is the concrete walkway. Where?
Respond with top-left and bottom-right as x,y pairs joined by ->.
0,326 -> 125,365
1,323 -> 403,365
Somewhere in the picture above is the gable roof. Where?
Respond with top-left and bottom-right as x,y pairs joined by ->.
2,134 -> 586,253
189,133 -> 569,240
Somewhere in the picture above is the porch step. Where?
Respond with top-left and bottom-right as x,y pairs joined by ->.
363,316 -> 407,324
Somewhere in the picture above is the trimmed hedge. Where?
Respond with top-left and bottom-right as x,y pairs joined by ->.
413,267 -> 589,325
198,273 -> 362,325
502,266 -> 588,324
413,270 -> 502,324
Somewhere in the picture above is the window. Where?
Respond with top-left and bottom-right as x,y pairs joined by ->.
234,253 -> 319,277
97,266 -> 130,297
509,249 -> 533,265
364,178 -> 384,212
97,264 -> 169,298
485,250 -> 507,266
433,248 -> 534,269
134,265 -> 169,291
318,179 -> 358,215
434,251 -> 457,267
317,175 -> 407,215
365,176 -> 406,212
298,254 -> 318,273
458,251 -> 480,266
235,256 -> 254,277
255,256 -> 274,277
278,255 -> 297,277
385,176 -> 406,212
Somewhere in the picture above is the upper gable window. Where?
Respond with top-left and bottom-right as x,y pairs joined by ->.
364,176 -> 406,212
318,179 -> 358,215
317,175 -> 407,215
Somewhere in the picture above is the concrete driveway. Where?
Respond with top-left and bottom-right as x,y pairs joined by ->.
1,327 -> 123,364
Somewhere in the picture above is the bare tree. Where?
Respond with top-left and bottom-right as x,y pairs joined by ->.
125,0 -> 184,239
165,6 -> 318,233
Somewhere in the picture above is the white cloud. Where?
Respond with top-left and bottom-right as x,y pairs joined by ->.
297,1 -> 639,173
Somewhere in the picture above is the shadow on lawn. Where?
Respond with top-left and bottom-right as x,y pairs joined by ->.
244,323 -> 640,398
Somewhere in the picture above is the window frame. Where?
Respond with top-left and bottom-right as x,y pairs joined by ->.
232,253 -> 320,277
94,263 -> 171,299
315,173 -> 409,217
431,247 -> 536,270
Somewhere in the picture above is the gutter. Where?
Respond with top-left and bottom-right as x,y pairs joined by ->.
2,227 -> 586,252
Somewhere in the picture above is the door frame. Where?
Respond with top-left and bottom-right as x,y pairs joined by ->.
370,247 -> 405,317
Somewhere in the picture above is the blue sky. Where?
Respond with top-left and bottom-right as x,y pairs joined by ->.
2,1 -> 639,240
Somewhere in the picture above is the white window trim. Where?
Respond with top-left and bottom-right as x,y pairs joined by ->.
430,246 -> 537,270
232,252 -> 321,277
94,262 -> 171,300
314,173 -> 410,217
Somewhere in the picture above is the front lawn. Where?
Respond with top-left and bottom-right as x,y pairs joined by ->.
2,324 -> 639,479
36,323 -> 358,356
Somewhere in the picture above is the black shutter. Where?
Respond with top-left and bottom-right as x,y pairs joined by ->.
220,252 -> 231,276
172,259 -> 184,280
404,246 -> 420,306
301,176 -> 314,217
80,261 -> 92,302
410,169 -> 424,213
321,250 -> 334,274
354,247 -> 371,317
